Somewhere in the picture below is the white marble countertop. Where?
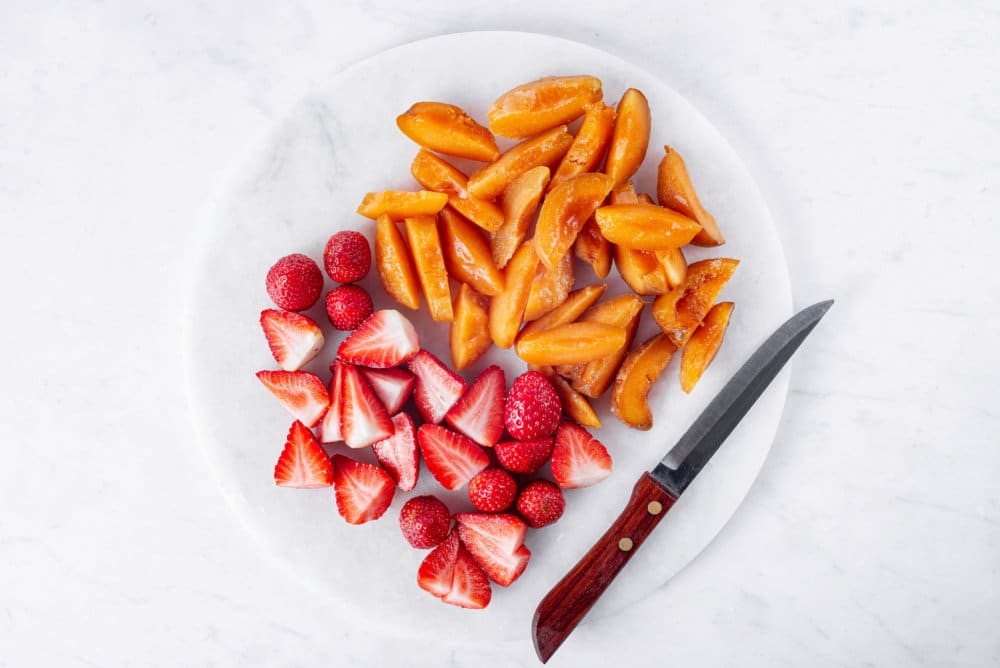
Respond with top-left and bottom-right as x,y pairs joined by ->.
2,1 -> 998,666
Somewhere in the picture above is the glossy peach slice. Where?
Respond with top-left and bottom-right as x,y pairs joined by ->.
614,245 -> 670,295
524,252 -> 573,322
680,301 -> 734,393
515,322 -> 627,366
574,216 -> 612,279
403,215 -> 453,322
493,166 -> 550,269
410,149 -> 504,232
374,214 -> 421,310
396,101 -> 499,162
488,75 -> 603,139
450,283 -> 492,371
489,241 -> 539,349
550,102 -> 616,189
467,126 -> 572,200
518,284 -> 607,340
657,145 -> 724,246
438,207 -> 504,297
534,172 -> 615,270
652,258 -> 739,347
594,204 -> 701,250
358,190 -> 448,219
609,179 -> 641,205
611,333 -> 677,430
604,88 -> 651,188
656,247 -> 687,288
549,374 -> 601,428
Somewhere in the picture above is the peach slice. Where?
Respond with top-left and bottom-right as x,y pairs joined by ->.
403,215 -> 453,322
374,214 -> 421,310
680,301 -> 735,393
534,172 -> 615,270
358,190 -> 448,219
549,374 -> 601,428
450,284 -> 492,371
594,204 -> 701,250
438,207 -> 504,297
611,334 -> 677,430
488,75 -> 603,139
493,166 -> 550,269
656,247 -> 687,288
550,102 -> 616,189
614,245 -> 670,295
524,252 -> 574,322
657,145 -> 724,246
410,149 -> 504,232
515,322 -> 627,366
574,215 -> 612,279
609,179 -> 641,205
518,283 -> 607,340
637,193 -> 655,205
396,101 -> 499,162
652,258 -> 739,347
489,241 -> 539,349
467,126 -> 573,200
604,88 -> 651,188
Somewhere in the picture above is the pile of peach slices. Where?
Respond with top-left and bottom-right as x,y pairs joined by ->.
255,75 -> 739,609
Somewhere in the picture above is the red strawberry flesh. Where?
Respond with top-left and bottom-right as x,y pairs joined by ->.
551,422 -> 613,489
417,424 -> 489,491
361,367 -> 415,415
273,420 -> 333,488
417,530 -> 460,598
259,309 -> 325,371
444,365 -> 505,447
408,350 -> 467,424
338,309 -> 419,368
442,547 -> 492,609
332,455 -> 395,524
455,513 -> 531,587
339,363 -> 394,448
256,369 -> 330,427
372,413 -> 419,491
317,361 -> 345,443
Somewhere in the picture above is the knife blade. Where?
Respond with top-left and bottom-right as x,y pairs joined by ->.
531,299 -> 833,663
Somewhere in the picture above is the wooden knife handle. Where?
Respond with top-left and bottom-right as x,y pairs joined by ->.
532,472 -> 679,663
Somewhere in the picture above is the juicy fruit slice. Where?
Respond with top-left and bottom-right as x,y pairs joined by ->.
515,322 -> 627,366
338,309 -> 420,368
445,365 -> 505,447
658,247 -> 688,288
360,367 -> 414,415
551,101 -> 617,189
259,309 -> 324,372
595,203 -> 702,250
467,467 -> 517,513
418,530 -> 460,597
611,333 -> 676,430
515,480 -> 565,528
615,245 -> 670,295
449,284 -> 491,371
443,547 -> 493,609
410,149 -> 504,233
533,172 -> 615,270
455,513 -> 531,587
398,494 -> 451,549
265,253 -> 324,312
372,413 -> 419,491
488,241 -> 539,349
551,422 -> 613,489
574,215 -> 613,279
408,350 -> 467,424
317,361 -> 346,443
375,214 -> 421,310
256,370 -> 330,427
467,126 -> 573,200
549,374 -> 601,428
604,88 -> 651,188
438,208 -> 504,297
657,145 -> 724,246
357,190 -> 448,219
417,424 -> 490,490
680,301 -> 735,393
404,216 -> 453,322
339,363 -> 394,448
273,420 -> 334,489
493,166 -> 550,269
518,283 -> 607,340
524,251 -> 573,322
331,455 -> 395,524
494,438 -> 554,475
488,75 -> 603,139
396,101 -> 500,162
504,370 -> 562,441
652,258 -> 740,347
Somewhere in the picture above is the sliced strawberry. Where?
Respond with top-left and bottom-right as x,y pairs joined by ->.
339,363 -> 394,448
360,367 -> 415,415
273,420 -> 333,488
256,370 -> 330,427
455,513 -> 531,587
444,365 -> 505,447
331,455 -> 395,524
442,547 -> 492,609
551,422 -> 613,489
417,530 -> 459,598
317,360 -> 345,443
417,424 -> 489,490
338,309 -> 419,368
372,413 -> 419,491
408,350 -> 467,424
259,309 -> 325,371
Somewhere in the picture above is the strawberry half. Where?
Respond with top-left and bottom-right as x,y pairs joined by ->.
455,513 -> 531,587
444,365 -> 505,447
408,350 -> 467,424
417,424 -> 489,490
340,363 -> 394,448
443,547 -> 492,609
361,367 -> 415,415
259,309 -> 325,371
338,309 -> 419,368
372,413 -> 419,491
256,370 -> 330,427
417,530 -> 460,598
331,455 -> 395,524
551,422 -> 613,489
273,420 -> 333,488
317,360 -> 346,443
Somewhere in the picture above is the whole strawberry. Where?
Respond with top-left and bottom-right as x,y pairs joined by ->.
516,480 -> 565,528
324,230 -> 371,283
504,371 -> 561,441
266,253 -> 324,311
467,467 -> 517,513
399,495 -> 452,549
326,284 -> 374,330
494,438 -> 554,475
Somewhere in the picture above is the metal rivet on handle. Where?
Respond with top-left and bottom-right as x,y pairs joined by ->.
618,537 -> 634,552
647,501 -> 663,515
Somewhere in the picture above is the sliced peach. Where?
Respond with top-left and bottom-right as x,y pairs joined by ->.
403,215 -> 453,322
493,166 -> 550,268
438,207 -> 504,297
450,284 -> 492,371
655,247 -> 687,288
550,102 -> 616,189
524,252 -> 573,322
604,88 -> 651,189
534,172 -> 615,270
652,258 -> 739,347
357,190 -> 448,219
680,301 -> 735,393
410,149 -> 504,232
574,215 -> 612,279
515,322 -> 627,366
488,241 -> 539,349
518,284 -> 607,340
594,204 -> 701,250
657,145 -> 724,246
449,196 -> 504,233
488,75 -> 603,139
637,193 -> 655,205
396,101 -> 499,162
611,334 -> 677,430
374,214 -> 421,310
609,179 -> 641,205
549,374 -> 601,428
467,126 -> 572,200
614,245 -> 670,295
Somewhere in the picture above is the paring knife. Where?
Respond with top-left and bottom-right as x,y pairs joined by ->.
532,299 -> 834,663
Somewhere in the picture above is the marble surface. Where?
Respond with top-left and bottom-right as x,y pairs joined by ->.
2,1 -> 998,666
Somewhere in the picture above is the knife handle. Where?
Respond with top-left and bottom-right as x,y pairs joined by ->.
532,472 -> 679,663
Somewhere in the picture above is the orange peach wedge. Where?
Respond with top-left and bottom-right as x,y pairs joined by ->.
493,166 -> 550,269
657,145 -> 724,246
550,101 -> 616,189
574,215 -> 612,279
656,247 -> 687,288
680,301 -> 735,393
450,284 -> 492,371
403,215 -> 453,322
396,101 -> 499,162
604,88 -> 651,188
488,75 -> 603,139
594,203 -> 701,250
489,241 -> 539,349
611,333 -> 677,430
358,190 -> 448,220
614,245 -> 670,296
467,126 -> 572,200
438,207 -> 504,297
524,252 -> 573,322
518,283 -> 607,340
374,214 -> 421,310
410,149 -> 504,232
534,172 -> 615,270
652,258 -> 739,347
549,374 -> 601,428
515,321 -> 626,366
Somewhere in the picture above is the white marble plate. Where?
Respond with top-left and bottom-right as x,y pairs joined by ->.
183,31 -> 791,645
